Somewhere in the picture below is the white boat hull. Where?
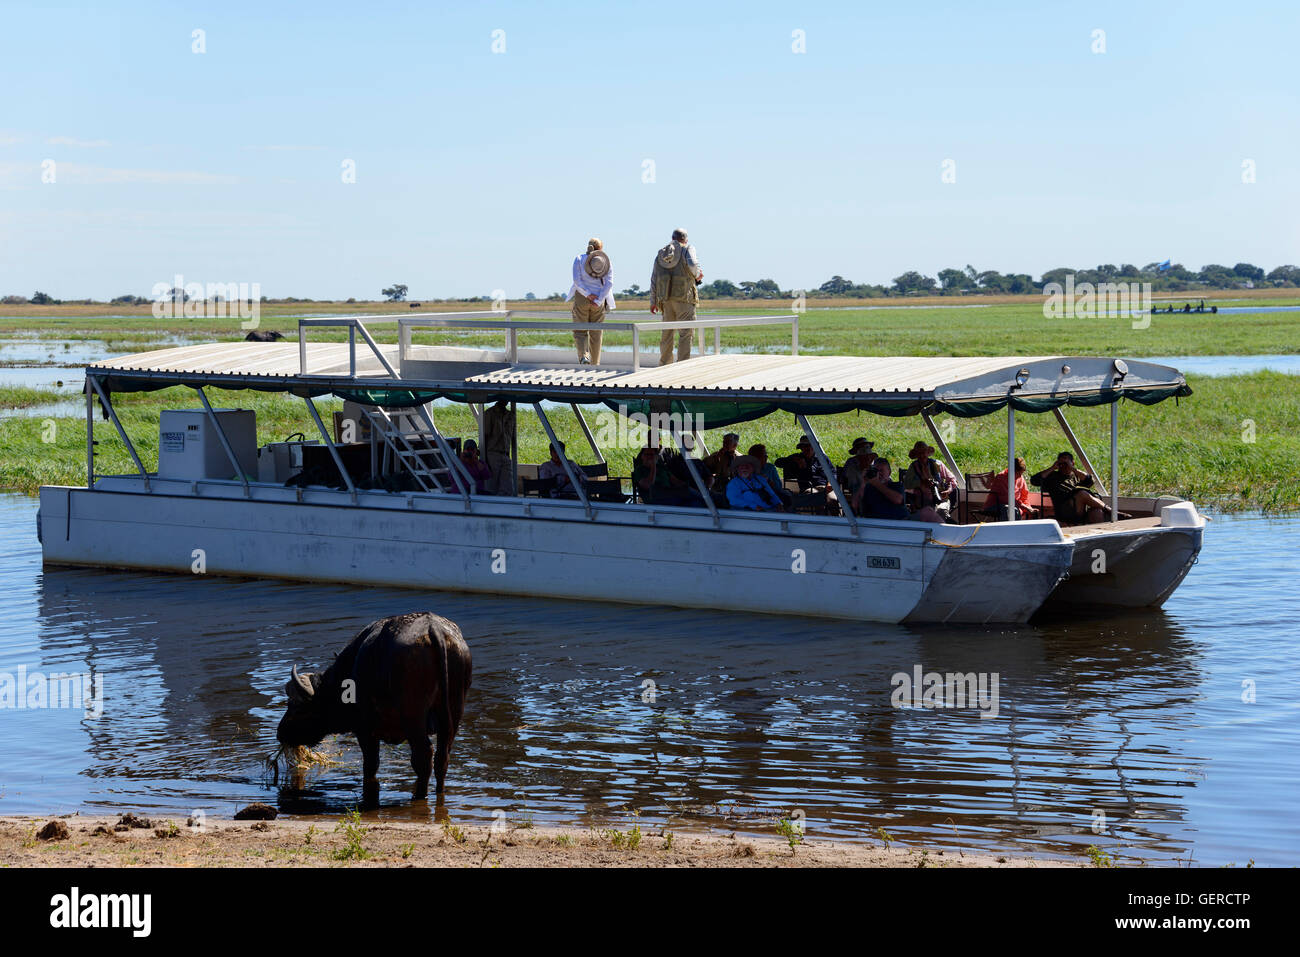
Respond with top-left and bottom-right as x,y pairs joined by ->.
1043,502 -> 1206,611
37,479 -> 1077,625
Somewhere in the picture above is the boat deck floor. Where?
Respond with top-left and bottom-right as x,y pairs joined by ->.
1060,515 -> 1163,537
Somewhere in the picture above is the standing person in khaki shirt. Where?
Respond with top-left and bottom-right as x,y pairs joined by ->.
649,228 -> 703,365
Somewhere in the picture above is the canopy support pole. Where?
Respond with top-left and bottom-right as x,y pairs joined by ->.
572,403 -> 605,464
922,411 -> 961,481
88,375 -> 150,492
305,397 -> 356,502
509,402 -> 518,496
1052,407 -> 1106,496
1006,403 -> 1016,522
1110,400 -> 1119,520
670,422 -> 720,527
85,385 -> 94,489
195,387 -> 250,497
533,402 -> 591,518
797,413 -> 857,537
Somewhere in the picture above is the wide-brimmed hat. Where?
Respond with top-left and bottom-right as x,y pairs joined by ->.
849,437 -> 874,455
731,455 -> 759,473
585,249 -> 610,278
796,436 -> 811,448
657,241 -> 682,269
908,441 -> 935,459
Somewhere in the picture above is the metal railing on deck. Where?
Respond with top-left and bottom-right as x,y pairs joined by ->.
296,311 -> 800,377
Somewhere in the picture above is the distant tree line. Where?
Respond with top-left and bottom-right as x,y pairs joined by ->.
681,262 -> 1300,300
8,262 -> 1297,307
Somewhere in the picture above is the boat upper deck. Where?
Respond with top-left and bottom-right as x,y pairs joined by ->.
85,312 -> 1191,418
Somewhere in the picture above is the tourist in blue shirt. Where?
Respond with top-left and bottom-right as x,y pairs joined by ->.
726,456 -> 783,511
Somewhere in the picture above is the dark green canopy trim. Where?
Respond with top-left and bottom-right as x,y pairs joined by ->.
936,384 -> 1192,419
332,387 -> 443,409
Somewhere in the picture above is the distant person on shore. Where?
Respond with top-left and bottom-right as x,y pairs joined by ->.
482,399 -> 515,495
567,238 -> 614,365
985,457 -> 1039,520
649,228 -> 703,365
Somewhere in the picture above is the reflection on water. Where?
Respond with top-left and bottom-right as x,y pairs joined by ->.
0,494 -> 1297,864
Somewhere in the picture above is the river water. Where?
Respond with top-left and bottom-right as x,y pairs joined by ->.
0,493 -> 1295,865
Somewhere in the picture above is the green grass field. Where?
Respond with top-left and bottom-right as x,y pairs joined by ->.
3,297 -> 1300,358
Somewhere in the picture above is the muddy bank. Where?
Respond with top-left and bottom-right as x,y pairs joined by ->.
1,814 -> 1079,868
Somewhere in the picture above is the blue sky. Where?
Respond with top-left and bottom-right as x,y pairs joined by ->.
1,0 -> 1297,300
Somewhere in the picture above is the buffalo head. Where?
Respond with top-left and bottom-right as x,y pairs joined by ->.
276,664 -> 330,747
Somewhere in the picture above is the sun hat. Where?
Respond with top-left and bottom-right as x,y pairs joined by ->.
849,437 -> 874,455
731,455 -> 759,473
657,241 -> 682,269
908,441 -> 935,458
585,249 -> 610,278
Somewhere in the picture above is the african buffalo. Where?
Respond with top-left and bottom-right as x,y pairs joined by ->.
277,612 -> 472,805
244,330 -> 284,341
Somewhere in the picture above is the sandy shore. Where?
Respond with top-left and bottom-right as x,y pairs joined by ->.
2,814 -> 1078,868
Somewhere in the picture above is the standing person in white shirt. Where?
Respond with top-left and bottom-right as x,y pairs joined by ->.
567,238 -> 615,365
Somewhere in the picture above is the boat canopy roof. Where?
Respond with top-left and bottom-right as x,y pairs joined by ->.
86,341 -> 1191,426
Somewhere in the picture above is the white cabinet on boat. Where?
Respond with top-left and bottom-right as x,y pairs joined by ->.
158,409 -> 257,481
257,439 -> 320,484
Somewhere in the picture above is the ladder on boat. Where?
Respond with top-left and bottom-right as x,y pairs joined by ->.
363,406 -> 452,492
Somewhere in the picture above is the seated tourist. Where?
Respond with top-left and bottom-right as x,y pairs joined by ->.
633,446 -> 702,507
704,432 -> 740,493
1031,452 -> 1126,524
726,455 -> 784,511
774,436 -> 838,514
984,457 -> 1039,519
450,439 -> 492,494
748,444 -> 793,509
538,442 -> 588,498
855,457 -> 910,520
902,441 -> 956,522
842,437 -> 877,514
775,437 -> 826,489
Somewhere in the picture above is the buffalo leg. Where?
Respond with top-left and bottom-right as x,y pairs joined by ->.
408,727 -> 433,802
431,709 -> 455,795
358,732 -> 381,809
